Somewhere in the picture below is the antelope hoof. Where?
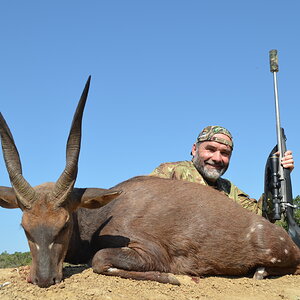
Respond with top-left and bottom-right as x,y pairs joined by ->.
253,267 -> 268,280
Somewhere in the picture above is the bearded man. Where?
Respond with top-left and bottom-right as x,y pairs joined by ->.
150,126 -> 294,215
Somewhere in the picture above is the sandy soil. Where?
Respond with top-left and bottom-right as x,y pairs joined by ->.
0,266 -> 300,300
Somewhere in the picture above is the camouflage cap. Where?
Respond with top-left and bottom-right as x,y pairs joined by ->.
196,125 -> 233,149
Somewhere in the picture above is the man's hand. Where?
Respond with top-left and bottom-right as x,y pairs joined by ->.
281,150 -> 294,171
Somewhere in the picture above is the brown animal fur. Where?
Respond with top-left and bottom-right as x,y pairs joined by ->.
68,176 -> 300,284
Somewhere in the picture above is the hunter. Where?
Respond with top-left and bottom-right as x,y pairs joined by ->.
150,125 -> 294,215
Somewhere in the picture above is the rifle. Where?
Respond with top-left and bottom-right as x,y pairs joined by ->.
263,49 -> 300,248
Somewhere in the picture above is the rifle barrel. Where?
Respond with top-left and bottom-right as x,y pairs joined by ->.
269,50 -> 284,172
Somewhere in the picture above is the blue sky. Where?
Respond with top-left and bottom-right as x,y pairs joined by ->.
0,1 -> 300,253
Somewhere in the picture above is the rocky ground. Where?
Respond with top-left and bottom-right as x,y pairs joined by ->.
0,265 -> 299,300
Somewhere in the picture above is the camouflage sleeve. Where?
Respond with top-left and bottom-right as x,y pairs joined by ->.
149,161 -> 205,183
149,163 -> 175,179
229,184 -> 262,215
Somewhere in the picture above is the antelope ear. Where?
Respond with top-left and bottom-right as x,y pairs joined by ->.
0,186 -> 19,208
72,188 -> 122,209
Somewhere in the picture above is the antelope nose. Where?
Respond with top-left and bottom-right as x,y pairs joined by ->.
34,276 -> 57,288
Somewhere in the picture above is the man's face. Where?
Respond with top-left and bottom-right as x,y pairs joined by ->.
191,133 -> 232,182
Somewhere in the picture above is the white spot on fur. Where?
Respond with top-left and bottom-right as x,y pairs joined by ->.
49,243 -> 54,250
270,257 -> 277,263
257,224 -> 264,229
246,233 -> 251,239
250,227 -> 256,233
35,244 -> 40,251
264,249 -> 272,254
279,236 -> 285,241
284,249 -> 289,255
277,259 -> 281,263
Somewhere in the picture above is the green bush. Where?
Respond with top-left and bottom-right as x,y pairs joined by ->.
294,195 -> 300,225
0,251 -> 31,268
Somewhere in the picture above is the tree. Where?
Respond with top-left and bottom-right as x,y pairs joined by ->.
294,195 -> 300,225
0,251 -> 31,268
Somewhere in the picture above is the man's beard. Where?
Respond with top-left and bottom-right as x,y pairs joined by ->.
192,154 -> 228,182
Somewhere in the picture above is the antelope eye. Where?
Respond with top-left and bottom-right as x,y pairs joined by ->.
62,222 -> 69,231
57,222 -> 70,236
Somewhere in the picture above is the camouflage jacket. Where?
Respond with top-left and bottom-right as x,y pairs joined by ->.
150,161 -> 261,214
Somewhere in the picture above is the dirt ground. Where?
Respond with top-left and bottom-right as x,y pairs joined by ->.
0,266 -> 300,300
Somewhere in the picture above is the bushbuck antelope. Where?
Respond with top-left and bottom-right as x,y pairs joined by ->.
1,78 -> 300,288
0,77 -> 121,287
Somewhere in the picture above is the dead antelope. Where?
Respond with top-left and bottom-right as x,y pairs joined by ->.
1,79 -> 300,288
0,77 -> 121,287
